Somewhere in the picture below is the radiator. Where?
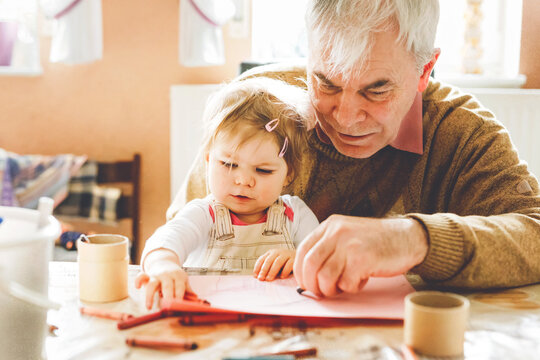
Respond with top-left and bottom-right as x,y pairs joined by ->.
466,88 -> 540,178
170,86 -> 540,198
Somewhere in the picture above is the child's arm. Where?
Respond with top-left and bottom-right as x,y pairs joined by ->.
136,198 -> 213,309
135,249 -> 193,309
253,249 -> 296,281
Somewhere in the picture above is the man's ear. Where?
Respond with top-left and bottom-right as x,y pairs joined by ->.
417,48 -> 441,92
205,152 -> 210,162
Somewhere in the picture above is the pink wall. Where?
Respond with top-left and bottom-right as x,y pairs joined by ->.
0,0 -> 250,262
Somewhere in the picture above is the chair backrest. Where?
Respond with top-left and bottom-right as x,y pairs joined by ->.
96,153 -> 141,263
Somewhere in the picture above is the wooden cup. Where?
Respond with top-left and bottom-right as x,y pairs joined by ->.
77,234 -> 129,303
404,291 -> 469,357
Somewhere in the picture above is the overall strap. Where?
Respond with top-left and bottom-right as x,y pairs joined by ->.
213,203 -> 234,241
263,197 -> 285,236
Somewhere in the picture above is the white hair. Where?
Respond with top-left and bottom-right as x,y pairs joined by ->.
305,0 -> 439,80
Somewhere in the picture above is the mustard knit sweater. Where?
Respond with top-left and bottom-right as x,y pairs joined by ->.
168,64 -> 540,290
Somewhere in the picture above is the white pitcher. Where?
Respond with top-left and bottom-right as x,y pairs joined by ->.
0,198 -> 61,360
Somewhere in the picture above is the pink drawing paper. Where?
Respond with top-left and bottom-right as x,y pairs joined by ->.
162,275 -> 414,320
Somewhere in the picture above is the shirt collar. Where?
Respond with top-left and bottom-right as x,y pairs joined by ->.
389,91 -> 423,155
209,203 -> 295,225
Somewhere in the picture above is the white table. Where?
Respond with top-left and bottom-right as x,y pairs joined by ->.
46,262 -> 540,359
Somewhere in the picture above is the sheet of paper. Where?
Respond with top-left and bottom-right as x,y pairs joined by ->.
180,275 -> 414,320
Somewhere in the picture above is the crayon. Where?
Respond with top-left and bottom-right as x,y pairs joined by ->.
222,356 -> 295,360
80,306 -> 134,322
295,287 -> 321,300
125,335 -> 198,350
48,324 -> 58,335
117,309 -> 167,330
182,266 -> 242,274
400,344 -> 419,360
183,292 -> 211,305
179,313 -> 248,326
258,346 -> 317,358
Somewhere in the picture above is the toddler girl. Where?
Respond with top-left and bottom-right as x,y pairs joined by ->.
136,77 -> 319,309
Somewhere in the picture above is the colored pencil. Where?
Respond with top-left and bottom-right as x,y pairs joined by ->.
125,335 -> 197,350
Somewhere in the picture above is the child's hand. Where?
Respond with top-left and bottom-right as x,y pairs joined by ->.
253,249 -> 296,281
135,250 -> 194,309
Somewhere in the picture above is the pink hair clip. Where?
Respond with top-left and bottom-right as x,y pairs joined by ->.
279,137 -> 289,158
265,118 -> 279,132
265,118 -> 288,157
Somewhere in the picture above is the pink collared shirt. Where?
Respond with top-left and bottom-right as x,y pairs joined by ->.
208,204 -> 295,225
389,92 -> 423,155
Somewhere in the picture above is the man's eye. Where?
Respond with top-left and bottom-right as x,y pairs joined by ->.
256,168 -> 273,174
365,89 -> 391,100
221,161 -> 236,168
320,83 -> 340,94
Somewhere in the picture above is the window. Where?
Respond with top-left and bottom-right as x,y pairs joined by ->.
435,0 -> 524,87
251,0 -> 524,87
0,0 -> 41,75
251,0 -> 308,62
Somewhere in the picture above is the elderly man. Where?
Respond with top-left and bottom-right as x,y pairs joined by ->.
169,0 -> 540,296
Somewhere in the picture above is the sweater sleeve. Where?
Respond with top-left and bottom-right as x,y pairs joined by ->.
282,195 -> 320,247
141,197 -> 213,269
408,111 -> 540,289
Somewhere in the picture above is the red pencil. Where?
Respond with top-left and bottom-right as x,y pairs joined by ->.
125,335 -> 198,350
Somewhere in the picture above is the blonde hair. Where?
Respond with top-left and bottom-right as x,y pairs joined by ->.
202,77 -> 311,181
306,0 -> 439,80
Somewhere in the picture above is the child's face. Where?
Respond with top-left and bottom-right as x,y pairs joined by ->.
206,134 -> 289,224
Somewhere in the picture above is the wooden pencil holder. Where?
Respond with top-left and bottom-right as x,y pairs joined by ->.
77,234 -> 129,303
404,291 -> 469,357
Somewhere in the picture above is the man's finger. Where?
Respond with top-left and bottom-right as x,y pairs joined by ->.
338,256 -> 370,293
302,232 -> 337,295
316,250 -> 345,296
294,224 -> 326,288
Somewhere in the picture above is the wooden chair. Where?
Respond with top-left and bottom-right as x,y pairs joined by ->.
96,153 -> 141,263
54,154 -> 141,263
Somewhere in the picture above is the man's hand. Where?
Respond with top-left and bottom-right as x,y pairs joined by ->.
135,249 -> 194,309
293,215 -> 428,297
253,249 -> 296,281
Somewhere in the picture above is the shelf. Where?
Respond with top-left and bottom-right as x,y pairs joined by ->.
0,66 -> 43,76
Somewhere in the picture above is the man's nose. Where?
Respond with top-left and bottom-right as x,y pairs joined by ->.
234,171 -> 254,187
333,91 -> 367,127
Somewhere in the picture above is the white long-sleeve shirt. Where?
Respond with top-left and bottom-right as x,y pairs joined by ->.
141,194 -> 319,268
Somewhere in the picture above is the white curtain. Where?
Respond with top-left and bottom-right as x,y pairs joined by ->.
40,0 -> 103,65
179,0 -> 235,67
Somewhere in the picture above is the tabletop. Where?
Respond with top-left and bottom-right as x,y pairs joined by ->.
45,262 -> 540,360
